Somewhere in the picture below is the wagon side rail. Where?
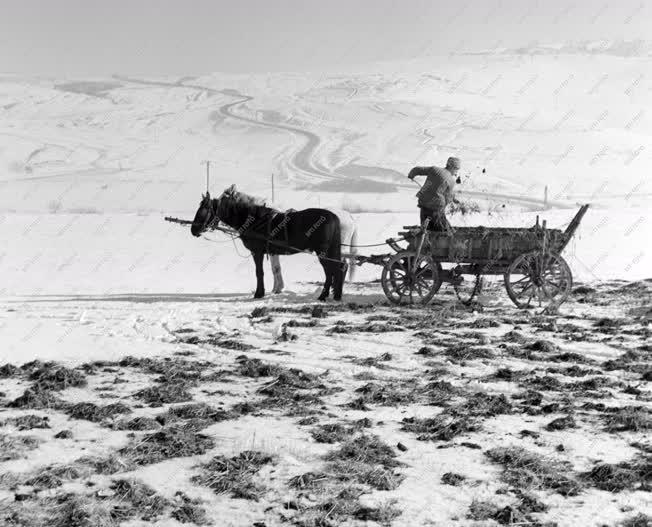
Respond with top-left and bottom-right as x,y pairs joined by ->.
556,204 -> 590,253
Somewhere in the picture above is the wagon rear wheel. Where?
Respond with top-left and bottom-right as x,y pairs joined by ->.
381,251 -> 442,305
504,250 -> 572,309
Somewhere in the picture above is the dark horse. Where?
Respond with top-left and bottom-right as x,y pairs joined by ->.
191,184 -> 344,300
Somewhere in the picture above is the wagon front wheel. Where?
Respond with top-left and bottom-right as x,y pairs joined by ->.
381,251 -> 442,305
504,250 -> 572,309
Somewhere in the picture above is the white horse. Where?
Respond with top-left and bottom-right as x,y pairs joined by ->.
270,208 -> 358,293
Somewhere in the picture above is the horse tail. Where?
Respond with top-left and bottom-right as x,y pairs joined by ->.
347,223 -> 357,281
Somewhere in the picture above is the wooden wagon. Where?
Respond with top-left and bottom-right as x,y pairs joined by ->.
354,204 -> 589,309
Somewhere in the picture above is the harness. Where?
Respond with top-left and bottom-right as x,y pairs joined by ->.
266,211 -> 291,254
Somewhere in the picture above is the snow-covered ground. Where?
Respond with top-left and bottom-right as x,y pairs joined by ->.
0,46 -> 650,527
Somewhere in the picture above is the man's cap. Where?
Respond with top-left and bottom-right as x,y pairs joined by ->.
446,157 -> 461,170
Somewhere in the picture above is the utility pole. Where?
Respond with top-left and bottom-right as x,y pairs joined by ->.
203,160 -> 210,193
544,185 -> 548,209
271,173 -> 275,203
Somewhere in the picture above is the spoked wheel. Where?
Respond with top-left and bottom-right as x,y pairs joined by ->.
504,250 -> 572,309
452,267 -> 484,305
381,251 -> 442,305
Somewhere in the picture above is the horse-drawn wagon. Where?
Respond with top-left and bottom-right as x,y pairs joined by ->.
352,204 -> 589,309
167,186 -> 589,310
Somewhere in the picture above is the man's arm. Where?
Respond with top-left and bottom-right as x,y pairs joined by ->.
407,166 -> 436,179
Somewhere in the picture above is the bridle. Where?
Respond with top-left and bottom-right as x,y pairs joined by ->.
197,197 -> 221,234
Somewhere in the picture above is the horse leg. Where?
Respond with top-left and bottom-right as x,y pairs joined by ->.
333,261 -> 345,301
317,256 -> 333,301
270,254 -> 284,294
253,251 -> 265,299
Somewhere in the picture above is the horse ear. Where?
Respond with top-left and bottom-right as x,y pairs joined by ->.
205,191 -> 211,199
225,184 -> 236,194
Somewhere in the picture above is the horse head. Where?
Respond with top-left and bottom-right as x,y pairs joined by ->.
190,191 -> 216,237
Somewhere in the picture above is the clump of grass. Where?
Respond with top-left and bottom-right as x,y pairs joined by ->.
193,451 -> 274,500
113,416 -> 160,431
321,435 -> 405,492
352,380 -> 418,406
285,319 -> 318,328
324,434 -> 401,468
77,453 -> 135,475
290,436 -> 404,526
170,492 -> 209,525
288,471 -> 329,489
0,363 -> 19,377
236,356 -> 283,377
546,415 -> 577,431
257,368 -> 327,413
118,356 -> 209,381
467,499 -> 500,521
67,402 -> 131,423
423,380 -> 465,405
594,317 -> 626,332
353,352 -> 393,368
603,350 -> 648,374
583,454 -> 651,492
461,393 -> 513,417
134,382 -> 193,406
207,337 -> 256,350
486,367 -> 528,382
7,388 -> 66,410
471,318 -> 500,328
527,339 -> 559,352
250,306 -> 269,318
327,460 -> 404,491
161,402 -> 234,431
111,478 -> 170,520
119,425 -> 215,466
441,472 -> 466,485
0,433 -> 40,461
354,500 -> 402,524
28,364 -> 87,391
50,493 -> 115,527
549,351 -> 595,364
521,375 -> 564,392
604,406 -> 651,432
502,330 -> 529,343
485,446 -> 581,496
570,376 -> 619,392
311,423 -> 354,444
167,402 -> 231,421
546,365 -> 601,377
621,513 -> 652,527
402,414 -> 479,441
513,390 -> 544,407
24,463 -> 89,489
444,343 -> 494,363
2,414 -> 50,430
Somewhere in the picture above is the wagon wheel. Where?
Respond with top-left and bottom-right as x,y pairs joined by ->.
381,251 -> 442,305
504,250 -> 572,309
452,266 -> 484,305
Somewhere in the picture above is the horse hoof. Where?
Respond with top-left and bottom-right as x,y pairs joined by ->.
254,292 -> 265,299
334,295 -> 342,301
317,295 -> 327,301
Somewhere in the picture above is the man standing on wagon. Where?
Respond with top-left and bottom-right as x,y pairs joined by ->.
407,156 -> 460,232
